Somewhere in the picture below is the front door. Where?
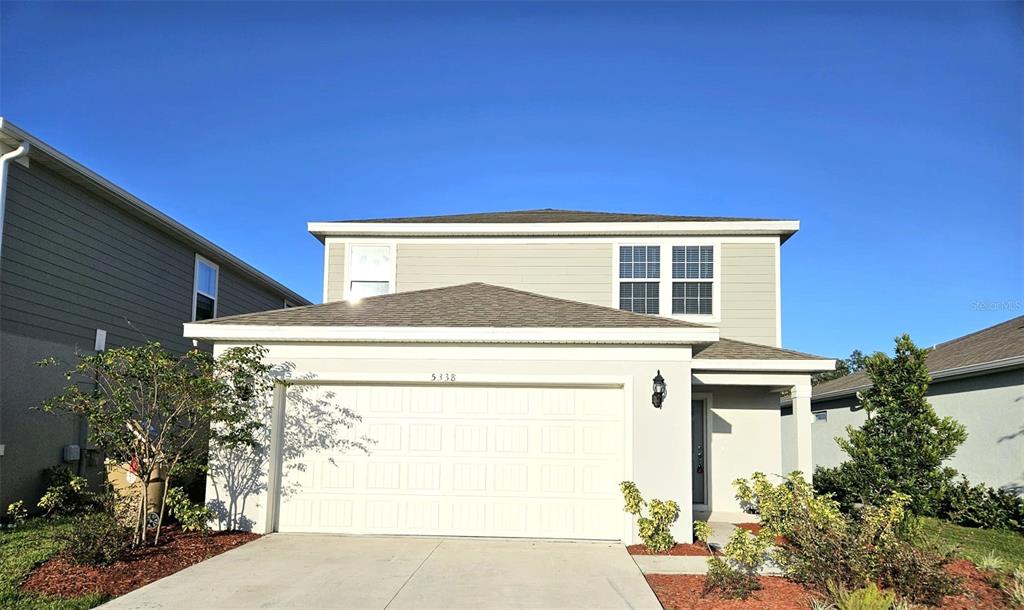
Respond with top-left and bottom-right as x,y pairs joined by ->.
691,400 -> 706,505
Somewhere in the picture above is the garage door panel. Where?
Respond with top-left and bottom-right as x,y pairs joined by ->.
278,384 -> 625,539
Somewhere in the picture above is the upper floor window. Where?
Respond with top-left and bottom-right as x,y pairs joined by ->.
616,242 -> 718,319
193,255 -> 219,321
671,245 -> 714,315
619,246 -> 660,313
348,244 -> 393,300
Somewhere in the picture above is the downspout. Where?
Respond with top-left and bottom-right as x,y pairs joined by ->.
0,140 -> 30,494
0,140 -> 30,262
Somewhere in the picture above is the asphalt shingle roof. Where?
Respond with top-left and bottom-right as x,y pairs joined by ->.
694,338 -> 830,361
813,315 -> 1024,398
196,283 -> 710,329
328,208 -> 781,224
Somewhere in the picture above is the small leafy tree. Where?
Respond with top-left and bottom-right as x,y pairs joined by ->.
40,342 -> 272,545
815,334 -> 966,515
620,481 -> 680,551
812,349 -> 867,386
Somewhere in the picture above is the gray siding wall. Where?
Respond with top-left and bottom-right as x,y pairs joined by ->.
0,161 -> 290,507
786,368 -> 1024,493
720,242 -> 777,346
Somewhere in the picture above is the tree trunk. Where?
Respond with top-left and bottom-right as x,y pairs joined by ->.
139,477 -> 150,545
154,470 -> 172,545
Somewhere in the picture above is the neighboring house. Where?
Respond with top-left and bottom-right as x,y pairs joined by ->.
0,118 -> 311,509
184,209 -> 835,544
790,316 -> 1024,494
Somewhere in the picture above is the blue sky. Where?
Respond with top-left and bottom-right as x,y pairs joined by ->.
1,2 -> 1021,358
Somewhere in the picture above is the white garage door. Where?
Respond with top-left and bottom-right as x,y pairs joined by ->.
276,384 -> 626,540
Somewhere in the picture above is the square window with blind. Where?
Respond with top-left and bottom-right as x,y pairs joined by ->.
618,246 -> 660,314
672,245 -> 714,315
193,256 -> 219,321
348,245 -> 393,299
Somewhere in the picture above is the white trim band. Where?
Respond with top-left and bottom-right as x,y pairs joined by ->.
183,323 -> 721,345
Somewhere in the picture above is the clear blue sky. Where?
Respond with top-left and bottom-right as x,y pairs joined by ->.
1,2 -> 1021,358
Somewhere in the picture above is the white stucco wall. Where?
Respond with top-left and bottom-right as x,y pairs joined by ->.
696,384 -> 783,520
205,342 -> 697,543
800,368 -> 1024,493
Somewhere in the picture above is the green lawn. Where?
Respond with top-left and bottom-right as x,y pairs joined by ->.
0,517 -> 105,610
919,517 -> 1024,568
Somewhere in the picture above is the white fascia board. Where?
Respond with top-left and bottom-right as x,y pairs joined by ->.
692,358 -> 836,373
182,323 -> 720,345
307,220 -> 800,240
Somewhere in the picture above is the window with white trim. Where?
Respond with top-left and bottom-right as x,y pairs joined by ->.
348,244 -> 393,299
671,245 -> 714,315
618,246 -> 660,313
813,411 -> 828,422
193,255 -> 219,321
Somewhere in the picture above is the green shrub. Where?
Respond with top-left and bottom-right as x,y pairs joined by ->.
940,476 -> 1024,533
703,526 -> 773,599
693,520 -> 712,550
65,512 -> 133,566
828,582 -> 897,610
619,481 -> 679,552
4,501 -> 27,527
828,582 -> 893,610
734,471 -> 843,538
778,493 -> 957,605
37,465 -> 96,516
164,487 -> 213,533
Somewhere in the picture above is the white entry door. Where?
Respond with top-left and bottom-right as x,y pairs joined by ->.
276,384 -> 627,540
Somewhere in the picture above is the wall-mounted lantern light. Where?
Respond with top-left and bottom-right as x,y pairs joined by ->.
652,370 -> 667,409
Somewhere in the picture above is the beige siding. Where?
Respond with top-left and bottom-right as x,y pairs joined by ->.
396,243 -> 612,306
719,242 -> 777,346
324,241 -> 346,302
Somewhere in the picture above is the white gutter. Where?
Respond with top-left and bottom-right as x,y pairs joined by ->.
0,140 -> 30,262
182,323 -> 721,345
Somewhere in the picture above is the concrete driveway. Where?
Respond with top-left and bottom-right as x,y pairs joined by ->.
100,534 -> 662,610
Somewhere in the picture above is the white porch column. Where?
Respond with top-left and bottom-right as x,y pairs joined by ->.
790,383 -> 814,479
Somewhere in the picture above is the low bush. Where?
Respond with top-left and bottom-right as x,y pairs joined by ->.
164,487 -> 213,533
619,481 -> 679,552
65,512 -> 133,566
37,465 -> 96,516
693,520 -> 712,552
3,501 -> 27,528
735,471 -> 843,539
940,476 -> 1024,533
703,526 -> 773,599
827,582 -> 897,610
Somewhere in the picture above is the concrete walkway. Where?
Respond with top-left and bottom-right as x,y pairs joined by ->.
99,534 -> 662,610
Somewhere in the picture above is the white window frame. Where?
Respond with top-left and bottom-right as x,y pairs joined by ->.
813,410 -> 828,422
344,241 -> 397,300
192,254 -> 219,321
612,239 -> 721,323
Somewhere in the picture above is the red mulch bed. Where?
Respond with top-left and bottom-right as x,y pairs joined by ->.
21,526 -> 259,599
646,575 -> 819,609
736,522 -> 788,546
646,561 -> 1014,609
627,542 -> 719,556
939,560 -> 1014,610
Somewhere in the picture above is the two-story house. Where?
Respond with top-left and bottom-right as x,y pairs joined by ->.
0,118 -> 311,508
184,209 -> 834,544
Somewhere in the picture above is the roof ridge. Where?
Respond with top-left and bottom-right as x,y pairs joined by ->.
930,315 -> 1024,351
